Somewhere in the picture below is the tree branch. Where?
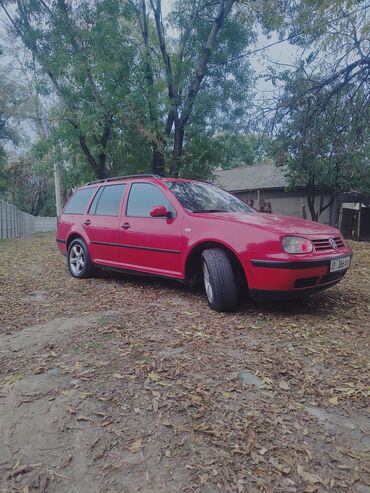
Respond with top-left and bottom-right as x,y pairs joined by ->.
180,0 -> 235,128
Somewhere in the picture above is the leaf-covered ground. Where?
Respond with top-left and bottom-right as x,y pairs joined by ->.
0,233 -> 369,493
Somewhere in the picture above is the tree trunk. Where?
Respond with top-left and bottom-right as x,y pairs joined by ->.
171,120 -> 184,176
152,144 -> 165,175
307,193 -> 318,221
149,0 -> 235,177
319,194 -> 336,216
78,134 -> 106,179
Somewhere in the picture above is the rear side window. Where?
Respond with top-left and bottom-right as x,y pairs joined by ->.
89,184 -> 126,216
64,187 -> 97,214
126,183 -> 173,217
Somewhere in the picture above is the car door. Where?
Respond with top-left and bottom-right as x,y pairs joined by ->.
83,183 -> 127,266
117,182 -> 183,278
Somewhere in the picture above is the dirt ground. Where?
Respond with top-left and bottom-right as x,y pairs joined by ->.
0,233 -> 369,493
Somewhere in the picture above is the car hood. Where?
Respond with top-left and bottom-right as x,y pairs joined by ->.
198,211 -> 339,236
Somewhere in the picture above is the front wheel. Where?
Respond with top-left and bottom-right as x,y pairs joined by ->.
201,248 -> 238,312
68,238 -> 95,279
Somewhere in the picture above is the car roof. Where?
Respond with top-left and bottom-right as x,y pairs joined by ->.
79,174 -> 208,189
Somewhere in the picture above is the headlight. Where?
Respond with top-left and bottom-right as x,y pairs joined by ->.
282,236 -> 313,254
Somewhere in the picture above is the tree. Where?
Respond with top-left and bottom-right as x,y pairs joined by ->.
274,78 -> 370,221
1,0 -> 291,180
287,0 -> 369,104
267,0 -> 370,123
5,157 -> 54,215
129,0 -> 282,175
264,1 -> 370,221
0,57 -> 25,195
0,0 -> 140,179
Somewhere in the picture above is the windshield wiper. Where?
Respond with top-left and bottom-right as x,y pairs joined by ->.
191,209 -> 228,213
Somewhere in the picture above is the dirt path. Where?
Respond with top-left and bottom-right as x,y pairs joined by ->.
0,234 -> 369,492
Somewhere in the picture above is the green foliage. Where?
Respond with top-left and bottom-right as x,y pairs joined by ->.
1,0 -> 286,183
3,0 -> 142,179
1,0 -> 368,215
274,76 -> 370,220
0,156 -> 9,194
1,156 -> 55,215
0,63 -> 25,196
268,0 -> 370,220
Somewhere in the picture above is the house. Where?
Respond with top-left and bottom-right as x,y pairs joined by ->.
213,164 -> 336,225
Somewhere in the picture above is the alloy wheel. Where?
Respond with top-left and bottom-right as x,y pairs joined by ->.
203,261 -> 214,303
69,244 -> 85,275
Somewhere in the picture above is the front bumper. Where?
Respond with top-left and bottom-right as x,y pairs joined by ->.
247,249 -> 352,301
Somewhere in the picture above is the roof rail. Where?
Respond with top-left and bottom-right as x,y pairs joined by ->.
86,174 -> 161,186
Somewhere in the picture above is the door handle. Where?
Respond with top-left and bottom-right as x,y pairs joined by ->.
83,220 -> 91,226
121,222 -> 131,230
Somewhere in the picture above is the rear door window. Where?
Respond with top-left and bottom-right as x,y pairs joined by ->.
126,183 -> 174,217
64,187 -> 97,214
90,184 -> 126,216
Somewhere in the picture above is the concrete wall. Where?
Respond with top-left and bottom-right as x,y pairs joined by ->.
235,190 -> 334,225
0,199 -> 56,240
33,216 -> 57,233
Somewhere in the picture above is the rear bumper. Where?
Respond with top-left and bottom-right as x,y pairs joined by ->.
56,238 -> 67,256
246,249 -> 352,300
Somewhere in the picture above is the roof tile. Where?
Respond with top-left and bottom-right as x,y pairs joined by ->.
214,164 -> 288,191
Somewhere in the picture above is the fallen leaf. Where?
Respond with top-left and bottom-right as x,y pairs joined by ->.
79,392 -> 94,399
153,399 -> 159,412
297,465 -> 323,484
328,396 -> 339,405
129,439 -> 142,453
337,464 -> 352,470
3,374 -> 23,392
261,376 -> 273,387
77,415 -> 93,421
270,457 -> 291,474
113,373 -> 124,379
148,372 -> 159,382
279,380 -> 290,390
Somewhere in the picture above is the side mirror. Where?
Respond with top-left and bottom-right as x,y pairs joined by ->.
150,205 -> 171,218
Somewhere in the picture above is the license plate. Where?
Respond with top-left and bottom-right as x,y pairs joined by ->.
330,256 -> 351,272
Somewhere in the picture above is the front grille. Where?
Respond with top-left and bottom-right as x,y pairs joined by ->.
320,270 -> 346,284
294,277 -> 318,288
313,236 -> 345,251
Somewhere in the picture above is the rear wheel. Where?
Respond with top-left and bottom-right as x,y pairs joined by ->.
201,248 -> 238,312
68,238 -> 95,279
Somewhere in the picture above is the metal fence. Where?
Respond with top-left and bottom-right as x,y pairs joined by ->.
0,199 -> 56,240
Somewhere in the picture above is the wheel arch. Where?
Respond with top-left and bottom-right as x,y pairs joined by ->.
66,232 -> 88,251
184,240 -> 247,287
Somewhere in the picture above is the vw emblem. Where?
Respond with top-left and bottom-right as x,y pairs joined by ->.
329,237 -> 337,250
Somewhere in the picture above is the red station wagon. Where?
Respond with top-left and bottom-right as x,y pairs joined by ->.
57,174 -> 352,312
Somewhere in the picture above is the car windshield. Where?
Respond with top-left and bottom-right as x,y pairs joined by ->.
164,181 -> 254,213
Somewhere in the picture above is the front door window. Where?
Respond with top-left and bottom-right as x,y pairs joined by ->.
126,183 -> 175,217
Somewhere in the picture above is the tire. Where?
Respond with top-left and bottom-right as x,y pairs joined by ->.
67,238 -> 95,279
201,248 -> 238,312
